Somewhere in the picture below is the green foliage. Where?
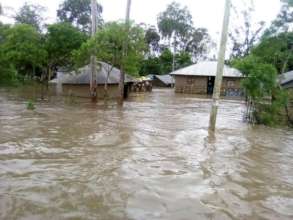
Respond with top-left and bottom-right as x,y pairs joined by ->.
232,55 -> 289,126
263,0 -> 293,37
45,22 -> 87,72
252,32 -> 293,73
26,100 -> 35,110
157,2 -> 211,61
14,3 -> 46,31
140,49 -> 192,76
1,24 -> 47,78
229,3 -> 265,59
158,1 -> 193,40
140,57 -> 161,76
57,0 -> 103,33
74,22 -> 146,77
233,56 -> 277,100
159,49 -> 173,74
145,26 -> 160,54
175,52 -> 192,69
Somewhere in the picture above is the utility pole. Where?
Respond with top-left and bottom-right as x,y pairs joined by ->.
90,0 -> 97,101
209,0 -> 231,131
119,0 -> 132,102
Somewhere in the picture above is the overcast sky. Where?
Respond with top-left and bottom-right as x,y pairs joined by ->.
0,0 -> 281,44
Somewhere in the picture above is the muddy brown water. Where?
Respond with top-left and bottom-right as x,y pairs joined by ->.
0,87 -> 293,220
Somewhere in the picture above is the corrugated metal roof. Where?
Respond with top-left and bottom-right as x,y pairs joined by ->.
154,75 -> 175,85
279,70 -> 293,87
170,61 -> 243,77
50,62 -> 135,85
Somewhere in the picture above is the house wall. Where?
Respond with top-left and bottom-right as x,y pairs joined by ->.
50,84 -> 120,99
174,75 -> 243,96
174,75 -> 207,94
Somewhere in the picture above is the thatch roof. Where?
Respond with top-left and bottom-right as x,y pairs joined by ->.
170,61 -> 243,78
50,62 -> 135,85
279,70 -> 293,88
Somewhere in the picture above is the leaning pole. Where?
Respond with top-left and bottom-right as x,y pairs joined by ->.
119,0 -> 132,102
90,0 -> 97,101
208,0 -> 231,131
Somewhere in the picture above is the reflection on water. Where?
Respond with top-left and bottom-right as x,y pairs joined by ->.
0,87 -> 293,220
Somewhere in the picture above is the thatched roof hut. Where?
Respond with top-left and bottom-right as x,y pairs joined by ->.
50,62 -> 135,98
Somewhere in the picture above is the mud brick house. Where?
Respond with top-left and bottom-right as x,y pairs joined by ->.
170,61 -> 243,96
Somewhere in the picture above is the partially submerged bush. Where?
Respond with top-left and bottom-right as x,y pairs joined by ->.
232,55 -> 289,126
26,100 -> 35,110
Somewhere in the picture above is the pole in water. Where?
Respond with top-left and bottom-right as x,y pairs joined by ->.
209,0 -> 231,131
119,0 -> 132,103
90,0 -> 97,101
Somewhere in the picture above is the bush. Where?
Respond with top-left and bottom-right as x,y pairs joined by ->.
232,55 -> 288,126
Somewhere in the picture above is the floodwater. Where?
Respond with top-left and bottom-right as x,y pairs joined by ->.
0,87 -> 293,220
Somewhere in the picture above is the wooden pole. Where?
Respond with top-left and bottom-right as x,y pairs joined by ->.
208,0 -> 231,131
119,0 -> 132,102
90,0 -> 97,101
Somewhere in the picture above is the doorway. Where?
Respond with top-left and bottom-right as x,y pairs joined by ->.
207,76 -> 215,95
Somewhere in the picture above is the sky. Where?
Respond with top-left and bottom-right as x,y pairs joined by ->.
0,0 -> 281,47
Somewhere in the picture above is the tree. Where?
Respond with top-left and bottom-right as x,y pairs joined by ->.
45,22 -> 87,79
229,3 -> 265,58
74,22 -> 146,95
263,0 -> 293,37
184,28 -> 212,61
145,26 -> 160,55
157,2 -> 212,69
139,57 -> 161,76
14,3 -> 46,31
1,24 -> 47,78
252,32 -> 293,74
232,56 -> 287,125
159,48 -> 173,74
0,23 -> 18,85
57,0 -> 103,33
158,1 -> 193,71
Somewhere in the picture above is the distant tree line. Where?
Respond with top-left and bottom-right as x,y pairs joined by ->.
0,0 -> 213,86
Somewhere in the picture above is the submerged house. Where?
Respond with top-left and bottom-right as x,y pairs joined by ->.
170,61 -> 243,96
152,74 -> 175,87
50,62 -> 135,98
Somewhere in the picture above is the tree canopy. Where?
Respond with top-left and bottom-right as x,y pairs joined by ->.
14,3 -> 46,31
229,4 -> 265,59
252,32 -> 293,74
74,22 -> 146,77
157,1 -> 211,66
57,0 -> 103,33
1,24 -> 47,78
263,0 -> 293,37
45,22 -> 87,74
